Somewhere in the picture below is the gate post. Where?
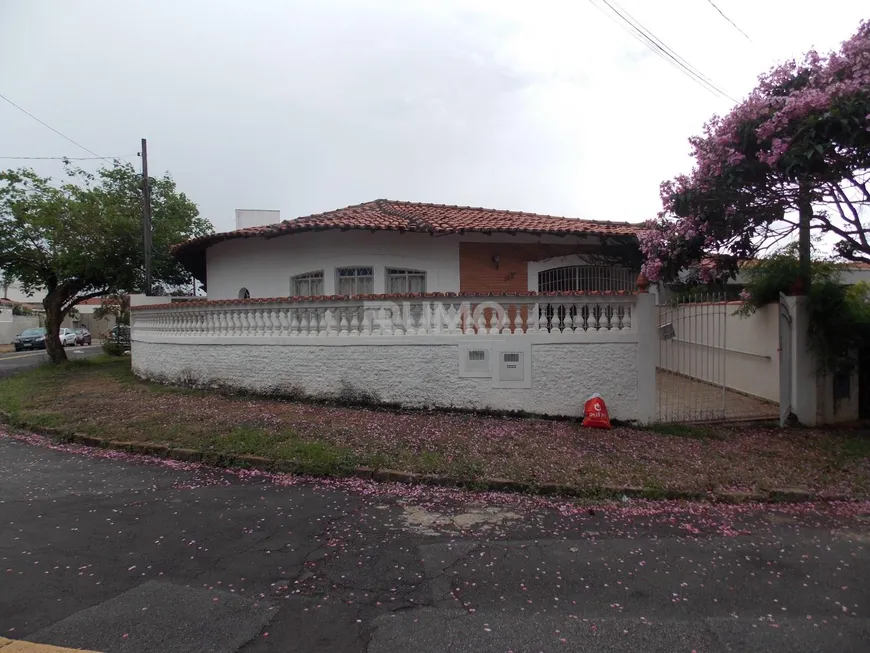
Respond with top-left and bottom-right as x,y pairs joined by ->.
786,295 -> 819,426
635,292 -> 657,424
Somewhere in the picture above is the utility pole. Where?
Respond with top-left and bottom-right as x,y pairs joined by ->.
141,138 -> 153,296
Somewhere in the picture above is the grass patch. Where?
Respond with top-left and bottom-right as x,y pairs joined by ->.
837,435 -> 870,459
22,412 -> 68,428
274,438 -> 357,475
0,358 -> 868,496
215,426 -> 290,456
416,451 -> 447,473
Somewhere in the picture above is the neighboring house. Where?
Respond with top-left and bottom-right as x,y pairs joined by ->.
78,295 -> 204,335
730,259 -> 870,288
0,298 -> 39,345
173,200 -> 642,299
1,277 -> 42,309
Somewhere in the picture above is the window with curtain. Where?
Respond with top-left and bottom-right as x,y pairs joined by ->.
385,268 -> 426,294
336,266 -> 374,295
291,270 -> 324,296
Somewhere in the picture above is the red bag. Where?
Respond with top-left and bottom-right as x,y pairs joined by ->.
582,393 -> 611,429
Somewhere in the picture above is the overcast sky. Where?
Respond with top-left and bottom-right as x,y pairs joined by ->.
1,0 -> 866,233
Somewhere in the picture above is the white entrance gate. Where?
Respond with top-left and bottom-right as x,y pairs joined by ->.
656,293 -> 728,422
656,293 -> 780,423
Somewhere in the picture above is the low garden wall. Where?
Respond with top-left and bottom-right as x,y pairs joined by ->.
131,293 -> 657,422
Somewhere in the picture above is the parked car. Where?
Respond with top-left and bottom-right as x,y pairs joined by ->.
106,324 -> 131,348
59,328 -> 77,347
13,327 -> 47,351
107,324 -> 131,340
74,327 -> 92,345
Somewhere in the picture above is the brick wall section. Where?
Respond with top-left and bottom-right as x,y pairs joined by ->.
459,243 -> 603,293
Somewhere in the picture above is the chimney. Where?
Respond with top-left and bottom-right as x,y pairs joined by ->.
235,209 -> 281,230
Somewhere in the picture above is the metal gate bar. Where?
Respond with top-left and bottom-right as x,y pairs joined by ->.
657,293 -> 727,423
656,293 -> 779,423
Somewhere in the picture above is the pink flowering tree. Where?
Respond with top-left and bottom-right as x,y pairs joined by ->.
641,20 -> 870,288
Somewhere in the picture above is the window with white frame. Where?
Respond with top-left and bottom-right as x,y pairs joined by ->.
291,270 -> 324,296
385,268 -> 426,294
336,266 -> 374,295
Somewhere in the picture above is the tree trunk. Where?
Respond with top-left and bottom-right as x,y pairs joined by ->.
43,293 -> 68,364
797,182 -> 813,295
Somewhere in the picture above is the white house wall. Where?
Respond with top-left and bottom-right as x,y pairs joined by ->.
205,231 -> 462,300
203,231 -> 625,300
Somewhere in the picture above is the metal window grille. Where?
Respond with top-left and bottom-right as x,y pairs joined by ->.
503,353 -> 520,363
468,349 -> 486,361
291,270 -> 324,296
385,268 -> 426,294
336,266 -> 374,295
537,266 -> 635,292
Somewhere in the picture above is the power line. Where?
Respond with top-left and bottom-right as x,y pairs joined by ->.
590,0 -> 737,102
0,92 -> 111,161
596,0 -> 734,100
0,154 -> 134,161
705,0 -> 752,41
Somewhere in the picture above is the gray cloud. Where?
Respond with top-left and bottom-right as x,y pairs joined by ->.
1,0 -> 867,232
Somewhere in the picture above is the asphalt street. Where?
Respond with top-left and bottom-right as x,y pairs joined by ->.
0,345 -> 104,378
1,432 -> 869,652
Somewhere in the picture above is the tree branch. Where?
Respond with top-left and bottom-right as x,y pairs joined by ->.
62,289 -> 108,312
828,183 -> 867,249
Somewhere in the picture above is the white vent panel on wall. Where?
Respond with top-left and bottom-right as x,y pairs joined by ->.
459,343 -> 492,378
499,352 -> 524,381
491,342 -> 532,389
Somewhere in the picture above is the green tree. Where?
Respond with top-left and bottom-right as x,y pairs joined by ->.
0,163 -> 212,363
737,245 -> 870,372
641,20 -> 870,287
93,293 -> 132,326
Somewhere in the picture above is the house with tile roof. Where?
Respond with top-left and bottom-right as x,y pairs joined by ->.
130,201 -> 863,427
172,200 -> 644,300
130,200 -> 659,423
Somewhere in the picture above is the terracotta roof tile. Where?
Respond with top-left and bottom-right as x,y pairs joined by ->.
173,200 -> 641,281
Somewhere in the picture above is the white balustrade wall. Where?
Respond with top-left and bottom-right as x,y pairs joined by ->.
133,296 -> 637,338
131,294 -> 657,422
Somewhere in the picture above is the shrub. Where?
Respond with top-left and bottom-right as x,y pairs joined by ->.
102,341 -> 127,357
737,245 -> 870,372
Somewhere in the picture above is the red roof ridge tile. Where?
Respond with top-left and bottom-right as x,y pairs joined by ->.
382,199 -> 637,228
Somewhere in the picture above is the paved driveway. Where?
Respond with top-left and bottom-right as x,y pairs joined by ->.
1,433 -> 868,652
657,370 -> 780,423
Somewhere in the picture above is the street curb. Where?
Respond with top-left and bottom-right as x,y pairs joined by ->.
0,411 -> 859,504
